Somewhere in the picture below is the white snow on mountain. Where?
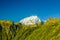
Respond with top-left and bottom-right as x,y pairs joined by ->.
19,16 -> 41,25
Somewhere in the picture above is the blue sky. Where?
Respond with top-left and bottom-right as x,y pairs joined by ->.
0,0 -> 60,22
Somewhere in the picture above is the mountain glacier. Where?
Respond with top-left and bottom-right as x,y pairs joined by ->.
19,16 -> 41,25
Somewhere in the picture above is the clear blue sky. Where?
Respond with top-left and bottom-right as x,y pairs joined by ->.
0,0 -> 60,22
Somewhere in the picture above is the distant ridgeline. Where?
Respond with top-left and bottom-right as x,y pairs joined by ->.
0,18 -> 60,40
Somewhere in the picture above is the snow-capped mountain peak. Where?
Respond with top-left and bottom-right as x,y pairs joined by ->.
19,16 -> 41,25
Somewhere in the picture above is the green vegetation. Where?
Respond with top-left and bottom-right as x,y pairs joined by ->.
0,18 -> 60,40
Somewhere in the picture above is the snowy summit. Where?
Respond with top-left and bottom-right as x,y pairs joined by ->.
19,16 -> 41,25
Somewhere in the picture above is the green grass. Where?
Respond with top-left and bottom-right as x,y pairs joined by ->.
0,18 -> 60,40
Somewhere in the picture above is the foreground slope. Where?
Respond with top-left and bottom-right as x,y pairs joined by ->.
0,18 -> 60,40
0,20 -> 41,40
25,18 -> 60,40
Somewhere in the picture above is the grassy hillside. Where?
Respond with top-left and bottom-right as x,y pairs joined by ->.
0,18 -> 60,40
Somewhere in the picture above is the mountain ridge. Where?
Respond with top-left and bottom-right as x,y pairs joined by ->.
20,16 -> 41,25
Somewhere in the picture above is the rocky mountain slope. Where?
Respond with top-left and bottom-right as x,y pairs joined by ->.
0,18 -> 60,40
